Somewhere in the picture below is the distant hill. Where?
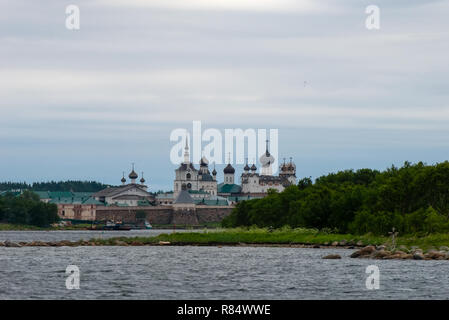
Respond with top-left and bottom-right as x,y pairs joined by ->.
0,180 -> 110,192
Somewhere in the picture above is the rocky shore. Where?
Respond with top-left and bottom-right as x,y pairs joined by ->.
0,239 -> 363,248
2,239 -> 449,261
349,245 -> 449,260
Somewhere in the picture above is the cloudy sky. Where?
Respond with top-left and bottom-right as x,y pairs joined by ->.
1,0 -> 449,190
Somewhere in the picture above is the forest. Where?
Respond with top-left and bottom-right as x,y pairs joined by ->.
0,191 -> 59,227
0,180 -> 109,192
222,161 -> 449,235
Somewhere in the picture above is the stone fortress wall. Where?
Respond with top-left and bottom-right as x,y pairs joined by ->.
95,206 -> 233,225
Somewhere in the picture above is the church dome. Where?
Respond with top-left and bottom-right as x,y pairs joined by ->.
129,170 -> 138,180
223,163 -> 235,174
212,168 -> 217,175
259,150 -> 275,166
200,156 -> 209,166
250,164 -> 257,171
244,164 -> 250,171
121,177 -> 126,183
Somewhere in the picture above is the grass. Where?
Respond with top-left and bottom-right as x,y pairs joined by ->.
0,223 -> 47,231
0,222 -> 93,231
3,224 -> 449,251
90,227 -> 388,247
87,227 -> 449,251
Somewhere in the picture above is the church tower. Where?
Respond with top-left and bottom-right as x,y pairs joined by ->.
223,162 -> 235,184
260,140 -> 275,176
183,137 -> 190,164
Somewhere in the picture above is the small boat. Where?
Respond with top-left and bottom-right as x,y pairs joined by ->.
99,220 -> 131,231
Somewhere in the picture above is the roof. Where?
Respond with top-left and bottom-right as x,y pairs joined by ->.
217,183 -> 242,194
188,190 -> 209,194
72,192 -> 94,198
199,173 -> 214,181
33,191 -> 50,199
92,184 -> 150,198
224,163 -> 235,174
50,196 -> 104,205
48,191 -> 73,199
195,199 -> 229,206
156,193 -> 174,199
176,163 -> 198,172
173,190 -> 194,204
81,197 -> 104,205
112,195 -> 143,200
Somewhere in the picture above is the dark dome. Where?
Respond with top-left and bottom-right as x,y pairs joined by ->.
244,164 -> 250,171
251,164 -> 257,171
200,156 -> 209,166
129,170 -> 138,179
212,168 -> 217,175
140,177 -> 145,183
121,177 -> 126,183
223,163 -> 235,174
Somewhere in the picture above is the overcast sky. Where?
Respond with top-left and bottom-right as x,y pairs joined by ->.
1,0 -> 449,191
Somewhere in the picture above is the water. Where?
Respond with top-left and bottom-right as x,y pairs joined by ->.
0,229 -> 191,242
1,232 -> 449,299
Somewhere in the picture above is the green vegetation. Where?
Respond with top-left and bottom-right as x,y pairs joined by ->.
0,223 -> 48,231
0,191 -> 59,227
83,227 -> 449,252
0,180 -> 109,192
223,161 -> 449,235
89,227 -> 385,246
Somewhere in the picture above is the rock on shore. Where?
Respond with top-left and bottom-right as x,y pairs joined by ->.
350,245 -> 449,260
322,254 -> 342,259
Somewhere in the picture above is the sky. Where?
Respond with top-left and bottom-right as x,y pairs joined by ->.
1,0 -> 449,191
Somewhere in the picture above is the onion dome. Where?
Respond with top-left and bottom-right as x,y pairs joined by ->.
200,156 -> 209,166
244,164 -> 250,171
129,170 -> 138,179
288,158 -> 296,170
260,149 -> 275,166
121,172 -> 126,184
140,172 -> 145,184
212,168 -> 217,175
251,164 -> 257,171
224,163 -> 235,174
260,139 -> 275,166
129,164 -> 138,180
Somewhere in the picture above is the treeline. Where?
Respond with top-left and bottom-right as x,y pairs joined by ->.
0,180 -> 109,192
0,191 -> 59,227
222,161 -> 449,235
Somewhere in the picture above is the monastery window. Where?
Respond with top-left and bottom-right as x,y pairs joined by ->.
186,173 -> 191,180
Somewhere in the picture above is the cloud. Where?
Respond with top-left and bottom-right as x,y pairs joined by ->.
93,0 -> 332,13
0,0 -> 449,187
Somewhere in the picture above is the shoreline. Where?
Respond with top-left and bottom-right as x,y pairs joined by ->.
2,228 -> 449,260
2,239 -> 448,261
2,240 -> 448,261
